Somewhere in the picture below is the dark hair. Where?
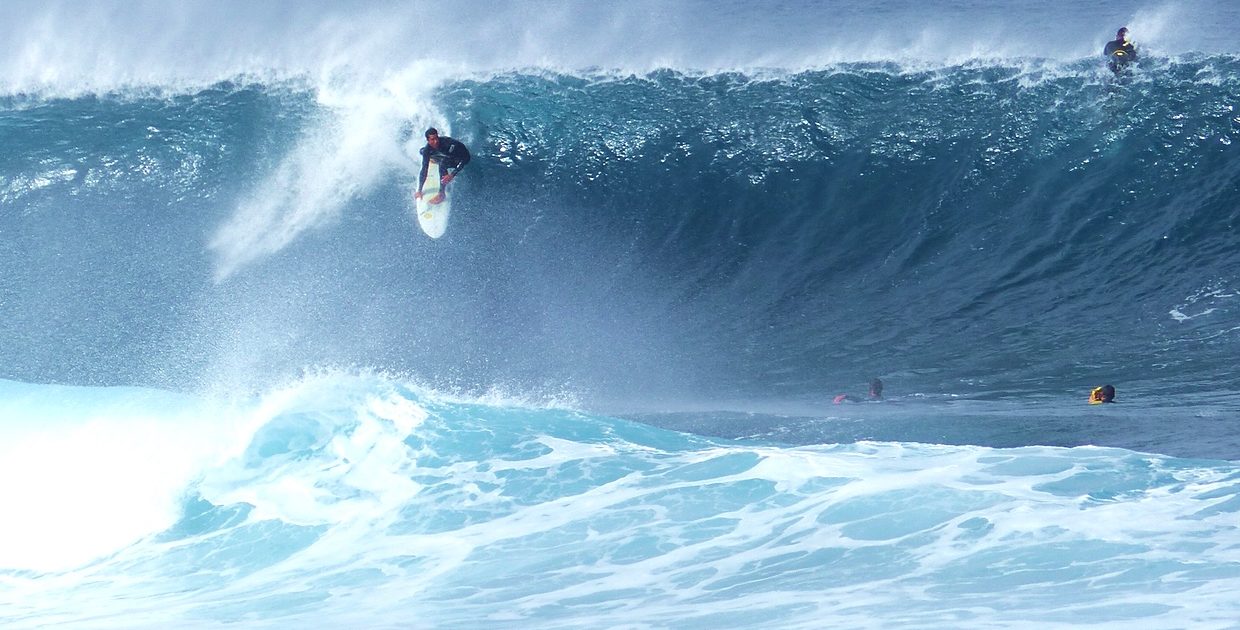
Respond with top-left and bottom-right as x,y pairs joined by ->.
1117,27 -> 1128,38
425,127 -> 439,138
1100,384 -> 1115,401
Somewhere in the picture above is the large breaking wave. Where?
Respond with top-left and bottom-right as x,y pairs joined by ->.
3,59 -> 1240,408
4,1 -> 1240,627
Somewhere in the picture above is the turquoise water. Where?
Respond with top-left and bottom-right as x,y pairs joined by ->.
2,0 -> 1240,627
3,374 -> 1239,628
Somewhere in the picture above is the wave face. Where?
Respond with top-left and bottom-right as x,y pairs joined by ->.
3,60 -> 1240,408
2,374 -> 1239,629
454,61 -> 1240,403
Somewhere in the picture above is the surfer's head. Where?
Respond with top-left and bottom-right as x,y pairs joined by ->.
1116,27 -> 1129,41
425,127 -> 440,148
1089,384 -> 1116,404
869,378 -> 884,399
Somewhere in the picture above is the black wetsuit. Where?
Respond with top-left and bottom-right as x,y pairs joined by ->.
1103,39 -> 1137,73
418,136 -> 471,191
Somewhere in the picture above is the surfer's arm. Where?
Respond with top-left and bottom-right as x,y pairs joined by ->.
417,150 -> 430,191
447,140 -> 471,175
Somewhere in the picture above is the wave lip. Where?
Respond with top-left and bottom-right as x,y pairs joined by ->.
4,0 -> 1240,100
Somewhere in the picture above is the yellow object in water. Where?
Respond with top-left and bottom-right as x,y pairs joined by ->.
1088,385 -> 1115,404
1089,387 -> 1105,404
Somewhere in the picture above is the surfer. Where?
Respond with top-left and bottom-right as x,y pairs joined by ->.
415,127 -> 471,202
1103,27 -> 1137,74
833,378 -> 883,404
1088,384 -> 1116,404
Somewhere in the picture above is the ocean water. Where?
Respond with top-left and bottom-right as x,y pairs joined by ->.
2,1 -> 1240,627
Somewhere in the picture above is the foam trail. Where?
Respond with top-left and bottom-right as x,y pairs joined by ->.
208,111 -> 383,279
208,79 -> 443,279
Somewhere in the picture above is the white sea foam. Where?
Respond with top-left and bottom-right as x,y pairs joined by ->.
5,373 -> 1239,628
0,381 -> 242,572
2,0 -> 1236,101
207,85 -> 437,280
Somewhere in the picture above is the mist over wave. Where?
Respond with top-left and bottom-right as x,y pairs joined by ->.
2,0 -> 1239,100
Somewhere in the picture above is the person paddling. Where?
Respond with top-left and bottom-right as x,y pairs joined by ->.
834,378 -> 884,404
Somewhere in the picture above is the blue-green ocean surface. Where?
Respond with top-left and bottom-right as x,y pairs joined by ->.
2,1 -> 1240,627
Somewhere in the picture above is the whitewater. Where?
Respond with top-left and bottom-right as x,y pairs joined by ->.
2,1 -> 1240,628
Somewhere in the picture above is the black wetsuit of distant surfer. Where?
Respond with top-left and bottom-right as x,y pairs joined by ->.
833,378 -> 884,404
1104,28 -> 1137,74
417,127 -> 471,198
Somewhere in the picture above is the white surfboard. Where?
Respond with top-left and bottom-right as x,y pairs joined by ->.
415,159 -> 451,239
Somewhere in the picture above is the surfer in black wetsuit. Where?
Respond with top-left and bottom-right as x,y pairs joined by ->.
1103,27 -> 1137,74
833,378 -> 884,404
415,127 -> 471,200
